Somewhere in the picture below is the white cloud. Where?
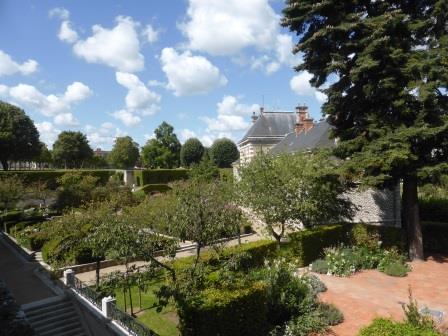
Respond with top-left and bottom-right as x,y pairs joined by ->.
179,128 -> 197,143
116,72 -> 161,115
180,0 -> 278,56
142,24 -> 159,43
0,50 -> 38,76
0,81 -> 92,125
54,112 -> 78,126
64,81 -> 92,103
112,109 -> 141,127
35,121 -> 61,147
73,16 -> 144,72
290,71 -> 327,103
85,123 -> 125,148
59,20 -> 79,43
49,7 -> 69,20
217,95 -> 259,116
202,114 -> 249,132
160,47 -> 227,96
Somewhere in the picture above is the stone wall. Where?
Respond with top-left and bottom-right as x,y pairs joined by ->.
346,184 -> 401,227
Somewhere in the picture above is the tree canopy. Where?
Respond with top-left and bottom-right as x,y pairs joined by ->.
141,122 -> 181,168
238,151 -> 354,245
0,101 -> 41,170
209,138 -> 239,168
109,136 -> 140,169
282,0 -> 448,260
180,138 -> 204,167
52,131 -> 93,169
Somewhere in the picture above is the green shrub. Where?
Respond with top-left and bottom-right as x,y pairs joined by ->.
377,249 -> 410,276
324,245 -> 359,276
349,223 -> 405,252
359,318 -> 442,336
289,224 -> 350,267
219,168 -> 234,182
137,169 -> 189,185
179,281 -> 269,336
310,259 -> 329,274
317,303 -> 344,326
140,184 -> 171,194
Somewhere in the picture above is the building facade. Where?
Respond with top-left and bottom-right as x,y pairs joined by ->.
236,105 -> 401,227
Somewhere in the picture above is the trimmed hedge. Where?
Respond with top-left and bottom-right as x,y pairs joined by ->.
140,184 -> 172,194
289,223 -> 405,267
179,281 -> 269,336
134,169 -> 189,186
172,240 -> 277,271
289,225 -> 349,267
419,197 -> 448,223
423,222 -> 448,253
0,170 -> 114,185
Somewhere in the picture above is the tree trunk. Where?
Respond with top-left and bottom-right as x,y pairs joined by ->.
402,175 -> 424,260
95,259 -> 100,288
1,160 -> 8,171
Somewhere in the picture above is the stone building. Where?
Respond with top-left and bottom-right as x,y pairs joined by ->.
236,105 -> 401,227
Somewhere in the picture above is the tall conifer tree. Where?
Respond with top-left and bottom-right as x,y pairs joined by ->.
283,0 -> 448,259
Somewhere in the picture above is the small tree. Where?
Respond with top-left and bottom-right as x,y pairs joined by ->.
0,175 -> 24,231
52,131 -> 93,169
238,151 -> 354,245
180,138 -> 204,167
108,136 -> 139,169
210,138 -> 239,168
55,172 -> 100,210
0,101 -> 41,171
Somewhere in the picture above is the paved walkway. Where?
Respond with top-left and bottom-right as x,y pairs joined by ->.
0,235 -> 56,305
316,255 -> 448,335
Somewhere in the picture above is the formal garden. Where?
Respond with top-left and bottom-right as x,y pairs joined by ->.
1,147 -> 448,336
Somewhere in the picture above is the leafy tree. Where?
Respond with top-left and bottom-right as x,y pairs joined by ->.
238,151 -> 354,245
27,179 -> 54,210
0,176 -> 24,230
141,122 -> 181,168
88,155 -> 109,169
0,101 -> 40,170
180,138 -> 204,167
52,131 -> 93,169
282,0 -> 448,259
55,172 -> 100,210
108,136 -> 139,169
210,138 -> 239,168
34,142 -> 52,169
188,157 -> 220,183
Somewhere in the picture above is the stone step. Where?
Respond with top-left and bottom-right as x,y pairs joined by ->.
25,300 -> 71,318
29,309 -> 74,328
34,316 -> 81,334
37,319 -> 83,336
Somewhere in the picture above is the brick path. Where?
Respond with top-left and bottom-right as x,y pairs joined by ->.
317,255 -> 448,335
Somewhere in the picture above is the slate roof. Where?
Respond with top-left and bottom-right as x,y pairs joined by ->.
269,120 -> 336,154
238,112 -> 296,145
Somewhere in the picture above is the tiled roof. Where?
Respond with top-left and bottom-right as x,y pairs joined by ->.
238,112 -> 296,145
270,120 -> 335,154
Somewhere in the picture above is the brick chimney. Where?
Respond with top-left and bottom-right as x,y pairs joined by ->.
295,104 -> 314,134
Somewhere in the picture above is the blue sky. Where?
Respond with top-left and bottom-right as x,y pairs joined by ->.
0,0 -> 326,149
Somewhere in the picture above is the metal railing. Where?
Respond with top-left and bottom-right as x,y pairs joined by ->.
70,276 -> 157,336
109,303 -> 157,336
72,276 -> 102,309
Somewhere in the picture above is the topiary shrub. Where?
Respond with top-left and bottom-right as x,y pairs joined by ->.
179,282 -> 269,336
209,138 -> 239,168
180,138 -> 204,167
139,169 -> 189,185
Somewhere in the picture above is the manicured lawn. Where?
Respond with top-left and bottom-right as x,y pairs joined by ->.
115,278 -> 179,336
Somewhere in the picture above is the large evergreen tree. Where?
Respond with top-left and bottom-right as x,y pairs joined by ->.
180,138 -> 204,167
0,101 -> 41,170
283,0 -> 448,259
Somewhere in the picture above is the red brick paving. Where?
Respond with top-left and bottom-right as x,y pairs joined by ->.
316,255 -> 448,336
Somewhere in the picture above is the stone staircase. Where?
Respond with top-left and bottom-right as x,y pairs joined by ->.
22,295 -> 89,336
